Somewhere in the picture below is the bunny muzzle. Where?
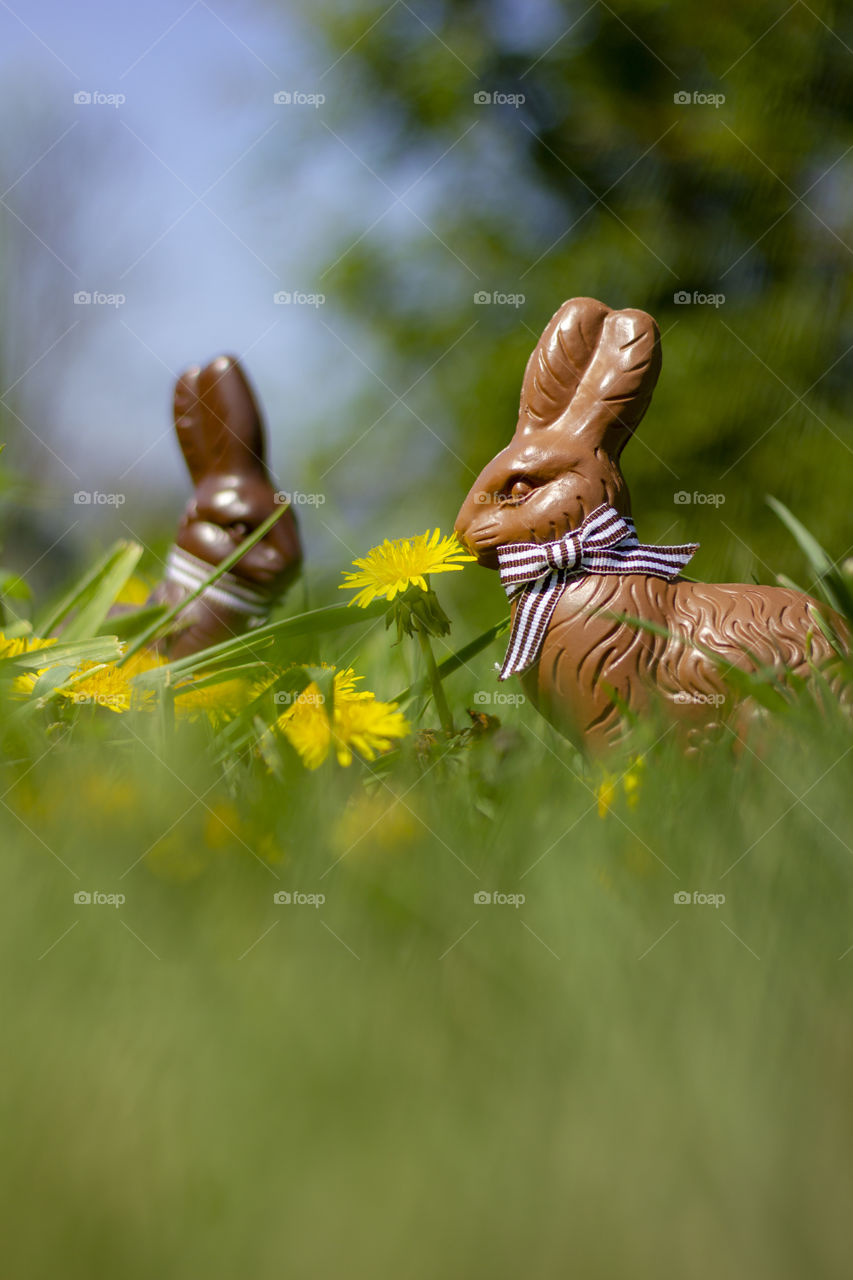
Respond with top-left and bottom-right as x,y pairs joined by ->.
177,472 -> 302,587
454,454 -> 518,569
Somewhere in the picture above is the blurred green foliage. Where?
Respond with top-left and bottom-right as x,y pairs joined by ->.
0,506 -> 850,1277
302,0 -> 853,624
2,630 -> 852,1278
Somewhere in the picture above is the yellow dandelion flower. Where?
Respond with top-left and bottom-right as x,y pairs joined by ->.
12,671 -> 42,698
8,638 -> 58,697
280,691 -> 333,769
1,629 -> 58,691
12,647 -> 162,709
595,775 -> 617,818
275,668 -> 346,769
114,575 -> 153,607
56,661 -> 143,713
622,755 -> 645,809
323,666 -> 369,700
173,676 -> 254,724
276,667 -> 409,769
0,632 -> 57,660
595,754 -> 646,818
339,529 -> 474,608
121,650 -> 164,679
331,697 -> 410,766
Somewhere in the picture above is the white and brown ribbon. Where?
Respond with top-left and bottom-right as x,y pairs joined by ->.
497,504 -> 698,680
165,545 -> 272,623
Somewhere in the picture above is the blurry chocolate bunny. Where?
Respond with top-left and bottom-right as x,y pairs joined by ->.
152,355 -> 302,657
455,297 -> 849,752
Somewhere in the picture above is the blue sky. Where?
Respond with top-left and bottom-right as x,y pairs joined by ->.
0,0 -> 370,495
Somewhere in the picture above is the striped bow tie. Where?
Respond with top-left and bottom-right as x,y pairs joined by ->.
497,504 -> 698,680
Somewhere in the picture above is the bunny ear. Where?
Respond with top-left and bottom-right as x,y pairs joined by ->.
518,297 -> 661,456
173,365 -> 206,486
518,297 -> 610,429
196,355 -> 268,476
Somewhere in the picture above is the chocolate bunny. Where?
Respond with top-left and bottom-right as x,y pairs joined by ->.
153,355 -> 302,657
455,297 -> 849,752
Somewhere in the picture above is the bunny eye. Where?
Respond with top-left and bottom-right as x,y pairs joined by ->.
507,478 -> 533,502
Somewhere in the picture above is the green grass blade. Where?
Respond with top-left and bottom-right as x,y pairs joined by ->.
60,542 -> 143,642
120,506 -> 292,663
35,541 -> 137,636
390,619 -> 509,706
767,495 -> 853,623
99,603 -> 170,640
134,600 -> 389,686
0,635 -> 122,673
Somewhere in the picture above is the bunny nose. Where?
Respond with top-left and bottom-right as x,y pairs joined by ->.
454,494 -> 476,547
453,517 -> 472,554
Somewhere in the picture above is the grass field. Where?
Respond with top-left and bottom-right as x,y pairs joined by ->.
1,520 -> 851,1279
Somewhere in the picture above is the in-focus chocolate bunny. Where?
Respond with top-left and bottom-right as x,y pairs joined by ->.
455,297 -> 849,752
152,355 -> 302,657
